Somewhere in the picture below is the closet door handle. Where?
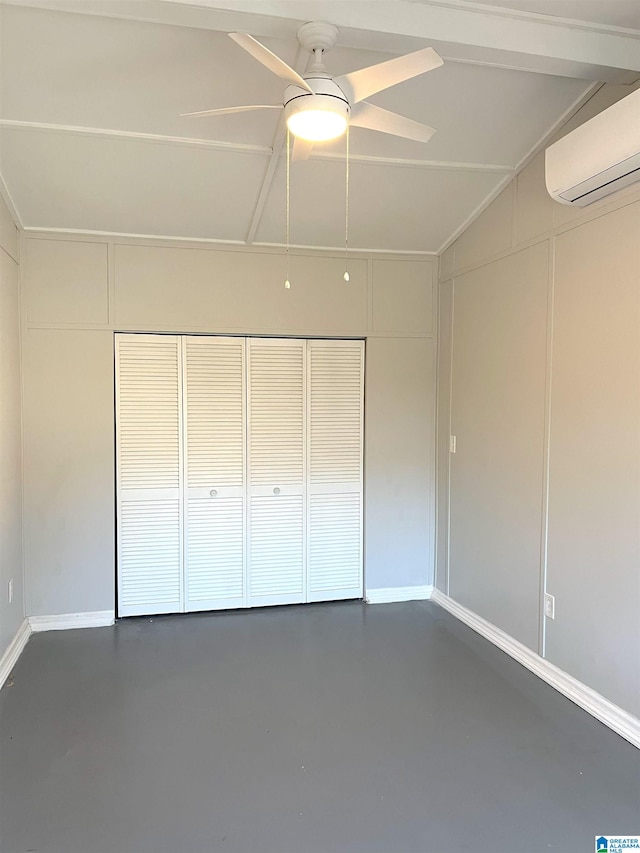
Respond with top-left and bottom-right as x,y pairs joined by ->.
273,487 -> 281,495
209,489 -> 218,497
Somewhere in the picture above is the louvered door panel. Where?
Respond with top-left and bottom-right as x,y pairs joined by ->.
308,340 -> 364,602
184,336 -> 245,611
187,498 -> 244,605
120,500 -> 182,609
310,493 -> 361,593
249,340 -> 304,484
249,495 -> 304,599
247,339 -> 306,606
116,334 -> 183,616
310,342 -> 363,485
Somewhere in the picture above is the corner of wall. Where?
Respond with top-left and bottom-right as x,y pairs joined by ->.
0,187 -> 26,666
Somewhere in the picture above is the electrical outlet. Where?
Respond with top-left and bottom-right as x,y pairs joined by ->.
449,435 -> 457,454
544,592 -> 555,620
8,579 -> 13,604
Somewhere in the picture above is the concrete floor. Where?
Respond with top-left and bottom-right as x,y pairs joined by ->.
1,602 -> 638,853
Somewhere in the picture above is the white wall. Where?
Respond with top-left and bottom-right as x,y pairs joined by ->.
21,238 -> 436,615
365,337 -> 433,589
436,84 -> 640,718
448,242 -> 549,651
0,192 -> 24,656
23,329 -> 114,615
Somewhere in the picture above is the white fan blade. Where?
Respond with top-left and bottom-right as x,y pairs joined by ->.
350,102 -> 437,143
181,104 -> 282,118
291,136 -> 314,162
229,33 -> 313,93
336,46 -> 443,105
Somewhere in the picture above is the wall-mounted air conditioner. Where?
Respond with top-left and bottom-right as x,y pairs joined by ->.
545,87 -> 640,207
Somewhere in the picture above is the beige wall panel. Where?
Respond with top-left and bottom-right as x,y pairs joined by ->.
553,183 -> 640,230
552,195 -> 587,229
0,249 -> 24,652
115,245 -> 368,334
0,195 -> 18,262
515,153 -> 554,245
372,259 -> 434,335
23,328 -> 115,615
25,238 -> 108,325
365,337 -> 433,589
435,280 -> 453,592
546,204 -> 640,716
449,243 -> 549,650
439,245 -> 454,281
453,185 -> 513,272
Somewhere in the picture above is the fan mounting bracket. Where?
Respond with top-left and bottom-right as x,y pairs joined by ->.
297,21 -> 339,54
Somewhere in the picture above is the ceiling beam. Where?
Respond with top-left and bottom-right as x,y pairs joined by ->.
171,0 -> 640,82
6,0 -> 639,81
0,121 -> 514,173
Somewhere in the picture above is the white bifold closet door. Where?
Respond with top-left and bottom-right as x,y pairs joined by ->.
116,334 -> 363,616
308,340 -> 364,602
116,335 -> 184,617
184,336 -> 246,611
247,338 -> 306,606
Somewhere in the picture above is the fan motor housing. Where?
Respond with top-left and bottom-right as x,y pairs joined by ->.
284,77 -> 350,127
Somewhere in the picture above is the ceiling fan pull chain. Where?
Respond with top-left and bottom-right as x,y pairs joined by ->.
344,124 -> 350,283
285,127 -> 291,290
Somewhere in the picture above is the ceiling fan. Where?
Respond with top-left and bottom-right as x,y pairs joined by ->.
181,21 -> 444,161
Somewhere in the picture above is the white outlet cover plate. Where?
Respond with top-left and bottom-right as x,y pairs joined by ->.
544,592 -> 555,619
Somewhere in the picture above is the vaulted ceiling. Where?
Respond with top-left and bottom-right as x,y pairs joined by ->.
1,0 -> 638,253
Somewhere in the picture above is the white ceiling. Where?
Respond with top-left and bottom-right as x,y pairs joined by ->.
0,0 -> 637,252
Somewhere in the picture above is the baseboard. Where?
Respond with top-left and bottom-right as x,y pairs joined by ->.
431,588 -> 640,749
366,585 -> 433,604
0,619 -> 32,690
29,610 -> 116,632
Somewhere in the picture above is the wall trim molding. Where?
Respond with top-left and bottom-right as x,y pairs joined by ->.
431,588 -> 640,749
22,226 -> 439,257
0,619 -> 32,690
29,611 -> 116,632
23,320 -> 434,340
366,585 -> 433,604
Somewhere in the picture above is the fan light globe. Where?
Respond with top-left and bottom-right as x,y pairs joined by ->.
287,108 -> 347,142
285,93 -> 349,142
